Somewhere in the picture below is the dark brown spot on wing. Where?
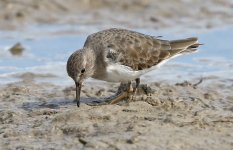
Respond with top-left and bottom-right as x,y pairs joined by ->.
159,51 -> 170,60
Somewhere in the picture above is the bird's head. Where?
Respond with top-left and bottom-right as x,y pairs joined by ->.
66,48 -> 95,107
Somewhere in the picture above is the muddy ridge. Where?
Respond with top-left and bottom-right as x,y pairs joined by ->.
0,0 -> 233,30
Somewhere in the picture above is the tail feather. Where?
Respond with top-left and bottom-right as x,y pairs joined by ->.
170,37 -> 198,50
188,43 -> 203,49
180,48 -> 198,54
168,37 -> 201,56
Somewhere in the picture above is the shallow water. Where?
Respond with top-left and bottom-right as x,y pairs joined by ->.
0,26 -> 233,85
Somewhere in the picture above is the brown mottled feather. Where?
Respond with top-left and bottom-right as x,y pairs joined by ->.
84,28 -> 199,71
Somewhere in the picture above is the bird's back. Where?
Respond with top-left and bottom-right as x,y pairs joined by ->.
84,28 -> 199,71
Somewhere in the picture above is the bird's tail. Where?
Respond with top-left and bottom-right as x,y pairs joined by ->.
170,37 -> 202,54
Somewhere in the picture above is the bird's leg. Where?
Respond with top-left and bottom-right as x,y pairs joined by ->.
134,78 -> 140,94
110,81 -> 133,104
130,78 -> 140,101
127,81 -> 134,94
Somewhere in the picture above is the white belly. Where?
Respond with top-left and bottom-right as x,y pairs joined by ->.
102,63 -> 149,82
98,53 -> 184,82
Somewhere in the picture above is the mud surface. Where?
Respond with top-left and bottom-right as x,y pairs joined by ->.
0,77 -> 233,149
0,0 -> 233,32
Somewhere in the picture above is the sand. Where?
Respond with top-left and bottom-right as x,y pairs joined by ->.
0,77 -> 233,149
0,0 -> 233,150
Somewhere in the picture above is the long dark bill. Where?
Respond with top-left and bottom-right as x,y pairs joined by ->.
75,82 -> 82,107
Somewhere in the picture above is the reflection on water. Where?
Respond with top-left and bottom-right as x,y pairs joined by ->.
0,26 -> 233,85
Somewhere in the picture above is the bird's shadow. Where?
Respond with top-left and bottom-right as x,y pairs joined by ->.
21,84 -> 153,111
21,97 -> 108,111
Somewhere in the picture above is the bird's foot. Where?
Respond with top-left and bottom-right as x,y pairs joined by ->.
109,91 -> 128,104
107,84 -> 154,105
110,82 -> 134,104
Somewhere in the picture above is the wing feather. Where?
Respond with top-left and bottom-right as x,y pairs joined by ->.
84,28 -> 199,71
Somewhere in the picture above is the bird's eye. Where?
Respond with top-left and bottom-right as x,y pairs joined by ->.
81,68 -> 85,73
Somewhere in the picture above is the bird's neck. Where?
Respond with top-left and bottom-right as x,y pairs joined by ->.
83,48 -> 96,77
85,47 -> 107,79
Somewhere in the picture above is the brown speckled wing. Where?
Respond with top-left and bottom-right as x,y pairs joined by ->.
84,28 -> 198,71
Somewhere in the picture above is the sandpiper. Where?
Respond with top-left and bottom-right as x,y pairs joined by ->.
67,28 -> 201,107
